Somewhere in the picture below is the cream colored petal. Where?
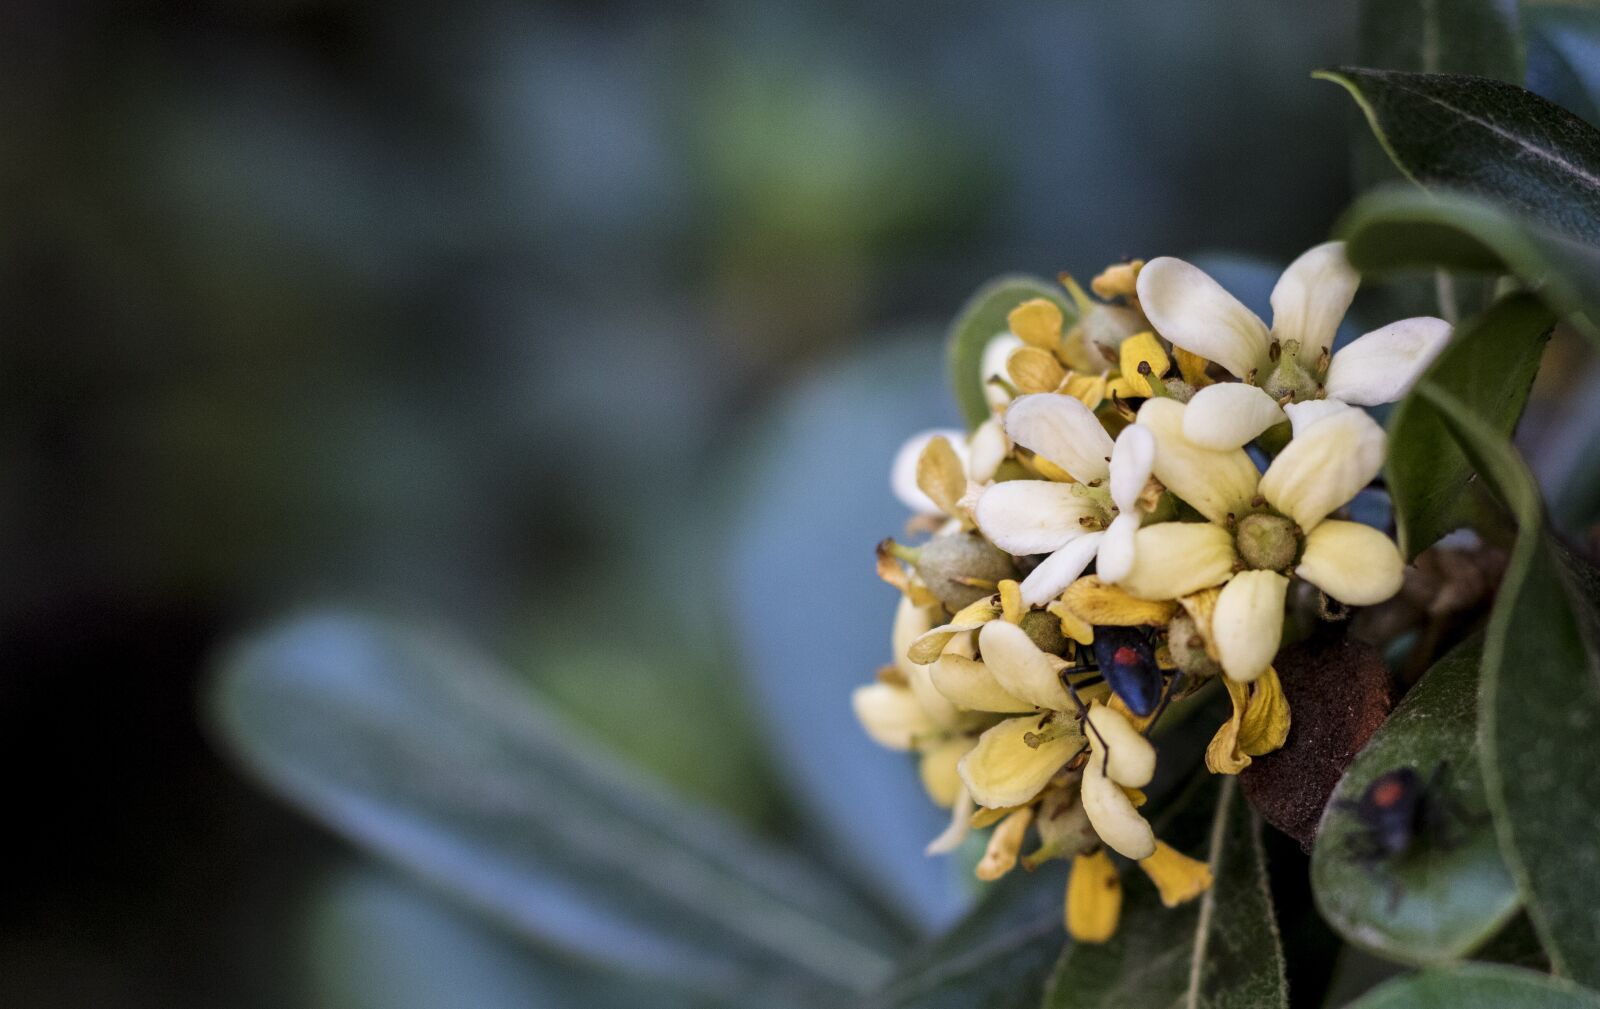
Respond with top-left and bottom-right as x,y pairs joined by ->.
1020,532 -> 1105,607
930,639 -> 1036,713
1258,406 -> 1386,530
852,682 -> 934,750
894,597 -> 961,726
1181,382 -> 1286,450
983,333 -> 1024,409
1096,513 -> 1139,585
958,715 -> 1083,808
1324,317 -> 1454,407
892,428 -> 968,514
1282,399 -> 1352,437
1136,399 -> 1259,524
1297,519 -> 1406,605
1136,256 -> 1270,379
1212,570 -> 1289,683
968,417 -> 1009,483
926,786 -> 975,855
975,480 -> 1100,556
1108,424 -> 1155,514
907,617 -> 991,665
979,620 -> 1074,709
1003,393 -> 1115,484
1081,755 -> 1157,859
919,738 -> 973,807
1086,704 -> 1156,787
1117,522 -> 1237,601
1269,241 -> 1359,359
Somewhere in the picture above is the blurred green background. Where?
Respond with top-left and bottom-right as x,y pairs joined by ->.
0,1 -> 1395,1005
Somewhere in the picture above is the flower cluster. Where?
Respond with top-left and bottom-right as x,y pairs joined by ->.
855,244 -> 1440,941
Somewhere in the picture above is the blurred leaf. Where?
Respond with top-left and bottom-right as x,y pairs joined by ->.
1342,963 -> 1600,1009
1384,293 -> 1553,560
1357,0 -> 1522,83
1317,67 -> 1600,244
860,868 -> 1067,1009
1419,383 -> 1600,987
1526,3 -> 1600,125
308,864 -> 717,1009
1312,635 -> 1519,964
1042,777 -> 1287,1009
947,277 -> 1074,429
211,614 -> 909,1004
1338,185 -> 1600,344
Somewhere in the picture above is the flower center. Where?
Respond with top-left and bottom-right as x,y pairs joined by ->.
1259,337 -> 1322,403
1234,513 -> 1299,571
1165,613 -> 1221,678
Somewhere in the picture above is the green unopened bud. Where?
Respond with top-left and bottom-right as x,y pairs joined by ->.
1235,513 -> 1300,572
1020,609 -> 1068,656
1166,613 -> 1221,678
915,533 -> 1018,611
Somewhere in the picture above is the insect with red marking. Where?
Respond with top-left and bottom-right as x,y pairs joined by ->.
1335,763 -> 1477,893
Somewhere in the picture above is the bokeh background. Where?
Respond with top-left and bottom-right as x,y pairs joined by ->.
16,1 -> 1584,1006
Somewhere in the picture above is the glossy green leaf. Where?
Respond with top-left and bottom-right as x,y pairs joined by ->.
1042,777 -> 1287,1009
947,276 -> 1075,428
1312,635 -> 1519,964
860,867 -> 1067,1009
210,614 -> 908,1004
1384,293 -> 1553,560
1418,383 -> 1600,988
1316,67 -> 1600,244
1343,962 -> 1600,1009
1338,185 -> 1600,344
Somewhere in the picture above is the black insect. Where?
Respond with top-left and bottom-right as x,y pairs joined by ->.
1337,763 -> 1475,869
1058,625 -> 1171,718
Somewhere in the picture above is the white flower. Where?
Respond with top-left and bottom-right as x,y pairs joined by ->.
972,394 -> 1156,605
1136,241 -> 1452,449
891,421 -> 1009,518
1117,398 -> 1404,682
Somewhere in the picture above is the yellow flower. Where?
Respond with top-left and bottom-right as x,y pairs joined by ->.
1066,849 -> 1122,942
1138,841 -> 1214,907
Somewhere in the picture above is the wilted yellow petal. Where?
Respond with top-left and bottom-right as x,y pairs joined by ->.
1008,298 -> 1065,350
1046,600 -> 1094,646
1026,453 -> 1077,483
1138,840 -> 1213,907
875,540 -> 940,607
976,807 -> 1035,881
1205,678 -> 1252,775
1061,576 -> 1178,626
919,737 -> 972,807
1061,371 -> 1109,410
970,804 -> 1024,829
1174,347 -> 1212,387
1116,332 -> 1172,399
1066,850 -> 1122,943
917,436 -> 967,518
998,579 -> 1025,625
1007,346 -> 1068,394
1091,260 -> 1143,301
1239,665 -> 1290,756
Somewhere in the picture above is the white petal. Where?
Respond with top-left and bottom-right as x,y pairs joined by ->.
892,428 -> 969,514
1282,399 -> 1352,436
1137,256 -> 1271,379
852,682 -> 934,750
1109,424 -> 1156,514
1020,532 -> 1105,606
1081,754 -> 1156,859
1117,522 -> 1237,600
1297,520 -> 1406,606
958,715 -> 1083,808
894,597 -> 961,726
930,635 -> 1035,713
1181,382 -> 1287,450
1259,407 -> 1386,531
926,786 -> 975,854
979,620 -> 1074,709
1004,393 -> 1114,483
1086,704 -> 1156,787
1212,570 -> 1289,683
983,333 -> 1025,409
975,481 -> 1100,556
968,417 -> 1010,483
1269,241 -> 1359,359
1095,513 -> 1140,585
1324,317 -> 1454,406
1135,399 -> 1260,525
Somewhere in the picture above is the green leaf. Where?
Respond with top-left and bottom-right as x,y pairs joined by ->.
1342,962 -> 1600,1009
1316,67 -> 1600,244
1311,635 -> 1520,964
1417,383 -> 1600,988
1042,777 -> 1287,1009
210,614 -> 908,1003
861,868 -> 1068,1009
1358,0 -> 1521,83
1338,185 -> 1600,344
1383,292 -> 1553,560
947,277 -> 1075,429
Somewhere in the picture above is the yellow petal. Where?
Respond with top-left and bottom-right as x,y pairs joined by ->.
976,807 -> 1035,881
876,540 -> 940,607
1117,522 -> 1237,601
916,436 -> 968,519
959,715 -> 1084,808
1046,600 -> 1095,646
1008,346 -> 1068,394
1061,575 -> 1178,626
1116,332 -> 1172,398
1205,678 -> 1253,775
1239,665 -> 1291,756
1138,841 -> 1214,907
1066,850 -> 1122,943
919,737 -> 973,807
1062,371 -> 1109,410
1174,347 -> 1212,387
1008,298 -> 1065,349
1091,260 -> 1144,301
970,804 -> 1024,829
1176,586 -> 1224,661
999,579 -> 1025,624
